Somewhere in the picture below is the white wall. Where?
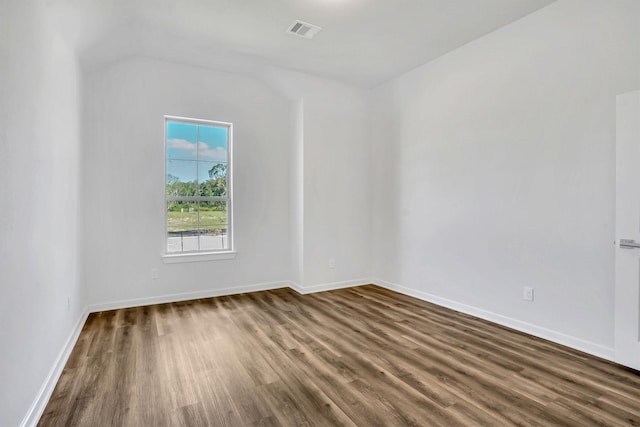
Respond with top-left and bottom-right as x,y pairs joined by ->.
265,68 -> 371,288
0,1 -> 84,426
82,61 -> 371,305
302,82 -> 371,287
370,0 -> 640,353
82,58 -> 294,306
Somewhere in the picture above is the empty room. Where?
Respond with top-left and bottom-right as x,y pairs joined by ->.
2,0 -> 640,425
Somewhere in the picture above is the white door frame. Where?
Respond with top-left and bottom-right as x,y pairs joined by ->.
614,89 -> 640,370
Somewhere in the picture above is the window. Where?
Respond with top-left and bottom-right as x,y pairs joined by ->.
165,116 -> 233,256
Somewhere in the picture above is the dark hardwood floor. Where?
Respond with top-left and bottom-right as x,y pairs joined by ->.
39,285 -> 640,426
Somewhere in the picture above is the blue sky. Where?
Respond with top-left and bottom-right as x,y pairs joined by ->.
166,121 -> 228,183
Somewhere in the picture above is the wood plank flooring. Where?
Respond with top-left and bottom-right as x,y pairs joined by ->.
39,285 -> 640,426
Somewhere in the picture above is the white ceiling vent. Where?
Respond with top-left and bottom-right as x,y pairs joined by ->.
287,20 -> 322,39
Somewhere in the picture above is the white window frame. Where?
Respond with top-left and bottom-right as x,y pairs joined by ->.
162,115 -> 235,263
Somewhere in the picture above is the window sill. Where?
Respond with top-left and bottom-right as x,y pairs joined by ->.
162,251 -> 237,264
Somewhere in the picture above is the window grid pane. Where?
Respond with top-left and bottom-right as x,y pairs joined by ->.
166,117 -> 231,254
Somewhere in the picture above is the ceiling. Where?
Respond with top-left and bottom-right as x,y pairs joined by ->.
48,0 -> 556,88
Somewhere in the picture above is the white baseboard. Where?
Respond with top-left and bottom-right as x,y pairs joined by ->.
87,280 -> 290,313
87,278 -> 374,313
372,278 -> 616,362
289,278 -> 373,295
20,307 -> 89,427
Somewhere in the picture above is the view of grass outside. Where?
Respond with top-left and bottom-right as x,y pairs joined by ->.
166,203 -> 228,252
167,204 -> 227,233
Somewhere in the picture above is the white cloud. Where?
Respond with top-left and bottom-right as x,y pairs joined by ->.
168,139 -> 196,155
168,139 -> 227,162
197,142 -> 227,162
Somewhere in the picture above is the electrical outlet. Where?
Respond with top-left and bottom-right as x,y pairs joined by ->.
328,257 -> 336,269
67,296 -> 71,312
523,286 -> 534,302
151,268 -> 159,280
